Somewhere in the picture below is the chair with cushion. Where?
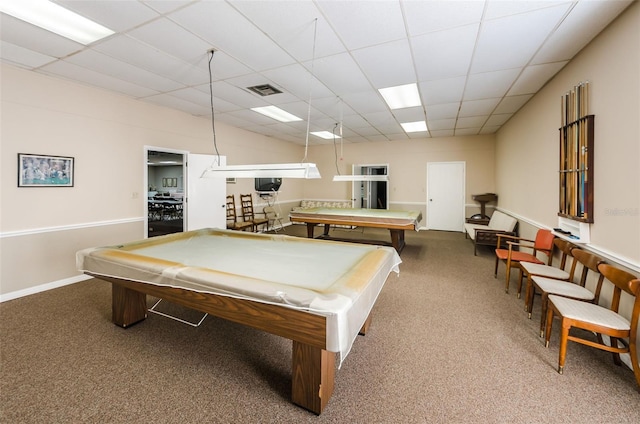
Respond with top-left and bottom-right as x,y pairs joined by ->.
526,247 -> 606,337
544,263 -> 640,388
240,193 -> 268,232
226,195 -> 253,231
494,229 -> 555,295
520,238 -> 576,300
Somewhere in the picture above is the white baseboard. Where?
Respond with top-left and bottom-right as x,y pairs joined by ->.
0,274 -> 92,303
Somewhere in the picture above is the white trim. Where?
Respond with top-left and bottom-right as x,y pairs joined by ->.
0,274 -> 92,303
0,217 -> 143,239
497,208 -> 640,273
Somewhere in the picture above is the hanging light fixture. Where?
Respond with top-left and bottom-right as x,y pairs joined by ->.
331,100 -> 388,182
201,20 -> 321,180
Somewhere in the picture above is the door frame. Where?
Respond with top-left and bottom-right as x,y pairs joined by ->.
351,163 -> 389,209
144,146 -> 188,238
426,161 -> 466,231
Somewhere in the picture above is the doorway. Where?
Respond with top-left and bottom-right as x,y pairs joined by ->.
146,148 -> 186,237
426,161 -> 465,231
352,164 -> 388,209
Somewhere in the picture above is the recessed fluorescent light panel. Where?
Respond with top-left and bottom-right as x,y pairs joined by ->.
0,0 -> 114,45
310,131 -> 341,140
401,121 -> 428,133
251,106 -> 302,122
379,83 -> 422,110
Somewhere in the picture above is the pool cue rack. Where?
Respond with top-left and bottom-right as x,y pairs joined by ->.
558,81 -> 594,224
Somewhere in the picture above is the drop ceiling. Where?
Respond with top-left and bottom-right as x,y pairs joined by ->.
0,0 -> 632,145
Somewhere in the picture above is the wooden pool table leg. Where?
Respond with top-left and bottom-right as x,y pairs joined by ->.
112,284 -> 147,328
390,229 -> 405,253
291,341 -> 335,415
305,223 -> 315,238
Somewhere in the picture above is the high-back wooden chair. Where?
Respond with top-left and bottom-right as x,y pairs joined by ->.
240,193 -> 268,232
494,229 -> 555,294
526,247 -> 606,337
226,195 -> 253,231
544,263 -> 640,388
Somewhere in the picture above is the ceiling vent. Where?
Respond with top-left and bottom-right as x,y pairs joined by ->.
247,84 -> 282,96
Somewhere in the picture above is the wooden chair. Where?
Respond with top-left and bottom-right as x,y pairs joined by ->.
226,195 -> 253,231
520,238 -> 576,300
526,247 -> 606,337
544,263 -> 640,388
240,193 -> 268,232
494,229 -> 555,295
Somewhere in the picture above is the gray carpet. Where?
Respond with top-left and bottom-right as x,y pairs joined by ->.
1,226 -> 638,423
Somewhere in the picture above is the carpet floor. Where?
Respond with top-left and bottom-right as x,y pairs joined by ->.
1,226 -> 638,423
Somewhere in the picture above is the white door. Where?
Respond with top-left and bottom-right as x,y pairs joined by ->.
186,154 -> 226,230
426,162 -> 465,231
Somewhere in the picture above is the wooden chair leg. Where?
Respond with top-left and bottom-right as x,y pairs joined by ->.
494,256 -> 499,278
558,320 -> 571,374
516,267 -> 525,298
525,275 -> 534,314
505,262 -> 513,294
544,306 -> 554,348
610,337 -> 623,366
539,293 -> 549,337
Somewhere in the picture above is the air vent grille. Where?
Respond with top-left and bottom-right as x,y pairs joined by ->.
247,84 -> 282,96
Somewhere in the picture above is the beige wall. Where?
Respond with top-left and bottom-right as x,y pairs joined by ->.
496,1 -> 639,268
0,64 -> 305,297
306,135 -> 497,222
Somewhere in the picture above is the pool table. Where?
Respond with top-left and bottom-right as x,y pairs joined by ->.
76,228 -> 401,414
289,207 -> 422,253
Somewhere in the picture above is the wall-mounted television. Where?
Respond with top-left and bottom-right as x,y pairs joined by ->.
255,177 -> 282,193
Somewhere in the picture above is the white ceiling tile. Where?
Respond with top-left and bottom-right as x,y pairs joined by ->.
39,60 -> 158,98
485,113 -> 513,126
508,61 -> 568,95
262,65 -> 334,100
464,68 -> 521,100
352,39 -> 416,88
412,24 -> 479,81
0,41 -> 56,68
426,103 -> 460,120
0,0 -> 629,143
471,4 -> 572,73
316,0 -> 406,50
127,18 -> 215,63
420,76 -> 466,106
142,1 -> 193,15
341,91 -> 388,115
65,50 -> 184,92
427,119 -> 456,131
455,128 -> 481,136
230,1 -> 344,61
56,0 -> 160,32
0,14 -> 84,58
494,94 -> 534,114
459,98 -> 501,117
404,0 -> 485,36
392,107 -> 426,123
483,1 -> 571,20
457,116 -> 488,128
309,52 -> 373,95
532,0 -> 633,64
169,1 -> 295,72
430,129 -> 455,137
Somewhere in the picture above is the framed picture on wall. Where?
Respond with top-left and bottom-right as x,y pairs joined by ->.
18,153 -> 74,187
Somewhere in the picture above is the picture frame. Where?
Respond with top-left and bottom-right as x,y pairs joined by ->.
18,153 -> 74,187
